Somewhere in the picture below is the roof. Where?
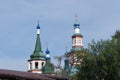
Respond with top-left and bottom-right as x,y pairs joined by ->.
0,69 -> 68,80
42,59 -> 54,74
30,34 -> 46,60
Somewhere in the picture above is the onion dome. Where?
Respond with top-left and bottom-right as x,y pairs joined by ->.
45,48 -> 51,60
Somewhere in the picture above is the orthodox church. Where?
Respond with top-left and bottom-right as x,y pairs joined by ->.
0,16 -> 84,79
27,16 -> 83,75
0,16 -> 83,80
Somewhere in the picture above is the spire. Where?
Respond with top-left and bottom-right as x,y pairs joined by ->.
34,33 -> 42,52
35,20 -> 42,52
30,22 -> 46,60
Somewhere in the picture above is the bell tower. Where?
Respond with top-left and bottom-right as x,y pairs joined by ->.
28,21 -> 46,74
71,15 -> 83,51
64,15 -> 84,75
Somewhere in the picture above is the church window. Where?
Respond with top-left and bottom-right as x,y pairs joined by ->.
35,62 -> 38,69
75,39 -> 77,44
30,62 -> 32,69
42,62 -> 44,67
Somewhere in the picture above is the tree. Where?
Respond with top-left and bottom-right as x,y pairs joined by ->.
75,30 -> 120,80
54,55 -> 68,77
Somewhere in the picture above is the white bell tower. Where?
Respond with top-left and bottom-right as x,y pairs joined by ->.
28,21 -> 46,74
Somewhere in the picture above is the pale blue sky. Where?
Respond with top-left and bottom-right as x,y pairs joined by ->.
0,0 -> 120,71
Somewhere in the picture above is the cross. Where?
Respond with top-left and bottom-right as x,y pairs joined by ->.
75,14 -> 79,23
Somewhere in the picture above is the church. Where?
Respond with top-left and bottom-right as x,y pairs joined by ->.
27,16 -> 83,75
0,16 -> 83,80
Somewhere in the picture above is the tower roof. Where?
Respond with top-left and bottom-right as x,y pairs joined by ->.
30,22 -> 46,60
72,33 -> 83,38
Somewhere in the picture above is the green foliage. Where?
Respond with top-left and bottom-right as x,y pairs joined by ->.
75,30 -> 120,80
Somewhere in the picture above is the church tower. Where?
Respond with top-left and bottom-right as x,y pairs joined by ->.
28,22 -> 46,74
64,15 -> 83,75
71,15 -> 83,51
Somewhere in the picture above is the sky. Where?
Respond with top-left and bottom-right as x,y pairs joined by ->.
0,0 -> 120,71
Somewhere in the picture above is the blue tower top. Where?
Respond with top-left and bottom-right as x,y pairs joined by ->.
46,48 -> 50,54
37,21 -> 40,29
74,24 -> 80,27
45,48 -> 51,60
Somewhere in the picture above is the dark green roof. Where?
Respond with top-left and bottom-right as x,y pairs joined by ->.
30,34 -> 46,60
42,59 -> 54,74
30,51 -> 45,60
